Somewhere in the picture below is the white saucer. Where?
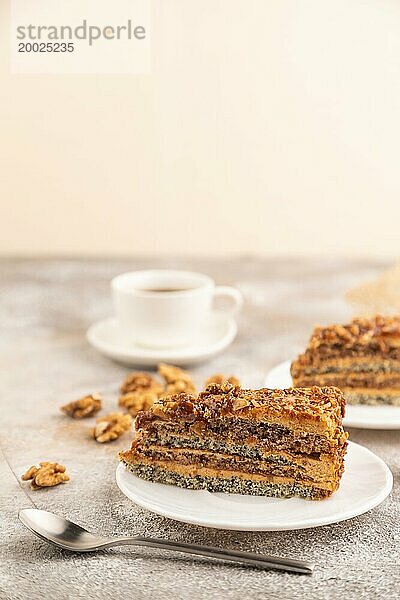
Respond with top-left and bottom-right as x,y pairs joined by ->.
264,360 -> 400,430
116,441 -> 392,531
86,312 -> 237,367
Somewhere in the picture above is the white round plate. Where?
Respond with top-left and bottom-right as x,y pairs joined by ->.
116,442 -> 392,531
86,312 -> 237,367
264,360 -> 400,430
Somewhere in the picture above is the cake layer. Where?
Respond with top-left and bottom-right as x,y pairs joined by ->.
121,443 -> 343,484
343,388 -> 400,405
292,372 -> 400,389
293,346 -> 400,364
291,356 -> 400,377
137,422 -> 347,457
136,383 -> 346,439
121,461 -> 334,500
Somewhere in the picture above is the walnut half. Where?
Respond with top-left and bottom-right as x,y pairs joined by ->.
119,371 -> 164,416
120,372 -> 163,395
119,390 -> 159,417
61,393 -> 102,418
91,412 -> 132,443
21,462 -> 69,490
158,363 -> 196,396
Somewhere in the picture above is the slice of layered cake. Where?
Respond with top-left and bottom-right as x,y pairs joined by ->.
291,315 -> 400,405
119,382 -> 348,500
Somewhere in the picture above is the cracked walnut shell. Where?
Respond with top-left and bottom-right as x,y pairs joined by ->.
60,393 -> 102,418
21,462 -> 69,490
92,412 -> 132,443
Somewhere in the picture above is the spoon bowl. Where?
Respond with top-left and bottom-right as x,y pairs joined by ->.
19,508 -> 111,551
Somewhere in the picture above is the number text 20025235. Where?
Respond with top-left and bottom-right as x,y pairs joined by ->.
18,42 -> 74,53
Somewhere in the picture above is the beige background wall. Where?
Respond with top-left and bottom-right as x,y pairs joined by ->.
1,1 -> 400,258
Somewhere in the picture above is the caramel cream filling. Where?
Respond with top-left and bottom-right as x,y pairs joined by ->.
124,456 -> 338,492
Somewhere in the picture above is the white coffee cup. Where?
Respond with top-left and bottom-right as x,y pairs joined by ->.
111,269 -> 243,348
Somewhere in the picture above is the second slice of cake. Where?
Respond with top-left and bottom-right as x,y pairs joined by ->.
291,315 -> 400,405
119,382 -> 348,500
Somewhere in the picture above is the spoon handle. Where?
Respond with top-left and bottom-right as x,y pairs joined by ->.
115,536 -> 313,574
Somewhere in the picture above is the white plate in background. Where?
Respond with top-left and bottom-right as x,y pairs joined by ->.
116,442 -> 392,531
264,359 -> 400,430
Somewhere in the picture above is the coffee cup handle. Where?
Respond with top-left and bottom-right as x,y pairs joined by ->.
213,286 -> 243,315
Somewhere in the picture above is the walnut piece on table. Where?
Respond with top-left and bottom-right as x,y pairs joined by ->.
120,372 -> 163,395
119,371 -> 164,416
119,389 -> 159,417
204,373 -> 241,388
91,412 -> 132,443
60,394 -> 102,419
158,363 -> 197,396
60,393 -> 102,418
21,462 -> 69,490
